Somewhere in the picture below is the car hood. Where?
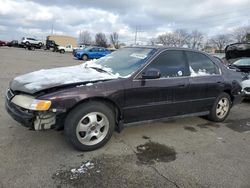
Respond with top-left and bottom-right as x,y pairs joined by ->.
225,43 -> 250,60
10,64 -> 119,94
231,64 -> 250,73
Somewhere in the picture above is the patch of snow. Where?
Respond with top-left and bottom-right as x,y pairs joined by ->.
189,66 -> 211,77
69,161 -> 95,180
86,83 -> 94,86
130,53 -> 147,59
14,62 -> 119,91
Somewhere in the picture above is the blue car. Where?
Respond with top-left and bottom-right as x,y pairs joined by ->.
75,46 -> 111,60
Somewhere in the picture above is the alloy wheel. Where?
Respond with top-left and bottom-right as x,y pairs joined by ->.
76,112 -> 109,146
216,98 -> 230,119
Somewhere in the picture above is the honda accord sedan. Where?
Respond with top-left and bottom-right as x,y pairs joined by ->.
5,46 -> 243,151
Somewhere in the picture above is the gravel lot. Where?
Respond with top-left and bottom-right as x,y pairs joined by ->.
0,47 -> 250,188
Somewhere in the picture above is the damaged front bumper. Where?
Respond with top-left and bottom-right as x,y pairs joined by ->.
5,89 -> 57,130
5,96 -> 34,128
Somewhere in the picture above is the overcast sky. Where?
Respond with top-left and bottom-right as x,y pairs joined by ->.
0,0 -> 249,43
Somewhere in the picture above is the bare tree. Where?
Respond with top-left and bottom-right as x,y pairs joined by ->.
79,30 -> 92,45
95,33 -> 108,47
156,33 -> 174,46
156,29 -> 190,47
110,32 -> 119,49
231,26 -> 250,43
210,34 -> 231,52
148,38 -> 157,45
171,29 -> 190,47
188,30 -> 204,49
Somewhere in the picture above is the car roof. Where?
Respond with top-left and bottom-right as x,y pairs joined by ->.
125,45 -> 209,55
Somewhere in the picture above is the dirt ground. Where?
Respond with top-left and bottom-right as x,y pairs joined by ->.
0,47 -> 250,188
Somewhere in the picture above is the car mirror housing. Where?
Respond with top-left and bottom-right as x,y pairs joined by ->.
141,68 -> 161,79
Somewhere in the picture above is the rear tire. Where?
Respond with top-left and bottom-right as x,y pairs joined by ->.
64,102 -> 115,151
82,54 -> 88,61
60,49 -> 65,54
207,92 -> 231,122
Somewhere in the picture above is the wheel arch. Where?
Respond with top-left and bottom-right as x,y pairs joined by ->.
66,97 -> 123,128
81,53 -> 89,59
223,89 -> 234,102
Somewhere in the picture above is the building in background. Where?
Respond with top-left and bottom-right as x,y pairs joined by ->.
47,35 -> 77,47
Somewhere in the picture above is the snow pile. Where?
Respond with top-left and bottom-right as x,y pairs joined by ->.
189,66 -> 211,77
70,161 -> 95,180
14,61 -> 119,91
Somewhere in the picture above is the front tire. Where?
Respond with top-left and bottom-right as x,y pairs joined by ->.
207,92 -> 231,122
64,102 -> 115,151
60,49 -> 65,53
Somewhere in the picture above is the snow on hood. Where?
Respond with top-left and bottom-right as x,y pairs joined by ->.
10,61 -> 119,94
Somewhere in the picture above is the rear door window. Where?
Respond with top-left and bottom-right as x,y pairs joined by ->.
186,51 -> 220,76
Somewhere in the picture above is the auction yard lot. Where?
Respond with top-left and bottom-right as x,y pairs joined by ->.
0,47 -> 250,188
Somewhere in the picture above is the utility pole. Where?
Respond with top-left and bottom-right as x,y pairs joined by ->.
134,26 -> 138,45
51,23 -> 54,35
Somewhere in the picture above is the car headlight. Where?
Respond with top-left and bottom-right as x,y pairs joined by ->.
29,99 -> 51,110
11,94 -> 51,111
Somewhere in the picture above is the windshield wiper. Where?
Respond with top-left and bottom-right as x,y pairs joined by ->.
87,66 -> 120,77
88,66 -> 109,73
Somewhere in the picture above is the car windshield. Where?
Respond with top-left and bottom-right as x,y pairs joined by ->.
88,47 -> 156,77
233,58 -> 250,66
84,47 -> 94,51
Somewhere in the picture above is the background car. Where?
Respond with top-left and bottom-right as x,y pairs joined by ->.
0,40 -> 7,46
72,45 -> 86,56
57,44 -> 73,53
75,46 -> 111,60
7,40 -> 19,47
21,37 -> 43,47
229,58 -> 250,98
45,40 -> 59,51
225,42 -> 250,99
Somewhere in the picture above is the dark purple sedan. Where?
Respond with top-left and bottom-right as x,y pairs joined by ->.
5,46 -> 243,151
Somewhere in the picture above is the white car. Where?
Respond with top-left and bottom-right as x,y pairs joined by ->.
242,79 -> 250,98
21,37 -> 43,46
58,45 -> 73,53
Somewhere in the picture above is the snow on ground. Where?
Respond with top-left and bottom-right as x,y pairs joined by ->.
69,161 -> 95,180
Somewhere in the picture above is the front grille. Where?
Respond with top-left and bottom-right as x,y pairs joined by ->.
245,87 -> 250,92
6,88 -> 15,100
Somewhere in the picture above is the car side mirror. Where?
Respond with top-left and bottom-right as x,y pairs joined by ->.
141,68 -> 161,79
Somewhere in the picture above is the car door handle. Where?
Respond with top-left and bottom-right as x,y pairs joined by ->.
217,82 -> 225,87
217,81 -> 224,85
176,84 -> 187,88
